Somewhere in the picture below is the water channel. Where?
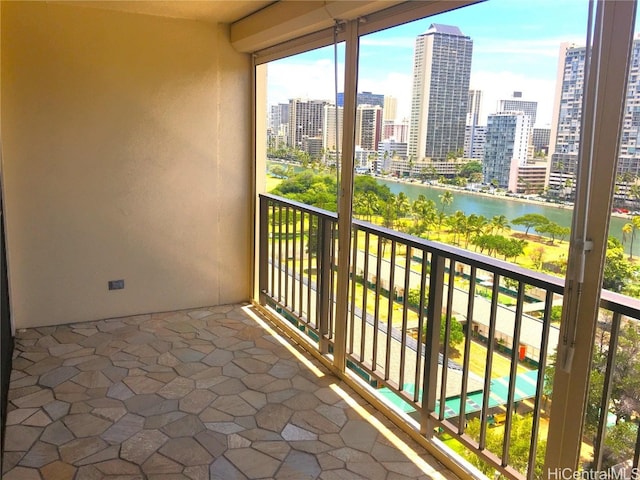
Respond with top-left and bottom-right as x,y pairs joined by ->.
376,177 -> 632,253
268,162 -> 636,256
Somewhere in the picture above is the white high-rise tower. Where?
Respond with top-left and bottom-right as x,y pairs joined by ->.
408,24 -> 473,161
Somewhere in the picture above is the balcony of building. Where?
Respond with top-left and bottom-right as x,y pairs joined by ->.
1,1 -> 640,479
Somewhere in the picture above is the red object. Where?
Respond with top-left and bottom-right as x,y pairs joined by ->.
519,344 -> 526,361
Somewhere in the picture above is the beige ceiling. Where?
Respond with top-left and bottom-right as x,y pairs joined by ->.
59,1 -> 276,24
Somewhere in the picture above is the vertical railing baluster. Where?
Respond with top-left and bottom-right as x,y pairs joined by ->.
528,289 -> 554,479
385,241 -> 397,382
291,209 -> 297,315
594,311 -> 622,470
306,214 -> 313,323
502,281 -> 525,467
277,203 -> 283,303
299,212 -> 306,320
439,258 -> 456,419
329,222 -> 337,342
318,216 -> 332,354
284,206 -> 290,310
270,202 -> 276,301
360,232 -> 371,362
458,265 -> 476,434
258,196 -> 269,305
479,274 -> 500,450
421,252 -> 445,437
399,246 -> 412,392
414,251 -> 428,404
372,235 -> 383,373
348,227 -> 359,356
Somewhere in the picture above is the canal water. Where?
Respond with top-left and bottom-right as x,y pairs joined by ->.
267,162 -> 635,255
377,178 -> 633,255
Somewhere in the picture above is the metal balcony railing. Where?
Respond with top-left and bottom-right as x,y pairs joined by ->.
258,193 -> 640,479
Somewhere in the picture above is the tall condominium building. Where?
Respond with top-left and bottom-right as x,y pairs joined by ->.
382,118 -> 409,143
497,91 -> 538,126
323,104 -> 343,154
464,124 -> 486,159
408,24 -> 473,161
270,103 -> 289,132
548,44 -> 588,194
467,89 -> 482,126
532,127 -> 551,153
483,112 -> 532,191
336,91 -> 385,108
288,99 -> 327,151
383,95 -> 398,122
355,105 -> 383,151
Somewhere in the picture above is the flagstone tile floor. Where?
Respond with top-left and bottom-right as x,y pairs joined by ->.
3,303 -> 458,479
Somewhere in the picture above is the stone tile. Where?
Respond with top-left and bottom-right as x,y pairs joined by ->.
6,407 -> 39,425
255,403 -> 293,432
11,388 -> 54,408
209,456 -> 248,480
123,375 -> 164,394
101,413 -> 145,444
3,466 -> 42,480
121,429 -> 169,464
72,371 -> 112,388
4,304 -> 457,480
142,453 -> 183,474
225,447 -> 281,478
39,366 -> 80,388
277,450 -> 322,479
43,400 -> 70,421
41,420 -> 75,445
178,390 -> 216,414
107,381 -> 135,400
19,441 -> 59,468
162,414 -> 205,438
59,437 -> 108,464
184,465 -> 209,480
4,425 -> 42,451
252,440 -> 291,460
210,395 -> 256,416
282,423 -> 318,441
158,377 -> 195,399
63,413 -> 111,437
40,460 -> 77,480
159,437 -> 213,466
94,458 -> 142,475
75,445 -> 120,466
193,430 -> 226,457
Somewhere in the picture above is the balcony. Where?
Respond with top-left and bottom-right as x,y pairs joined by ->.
3,303 -> 456,479
258,193 -> 640,479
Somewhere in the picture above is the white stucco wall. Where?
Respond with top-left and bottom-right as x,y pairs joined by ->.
1,2 -> 252,328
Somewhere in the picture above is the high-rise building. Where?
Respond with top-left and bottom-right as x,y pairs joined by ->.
532,127 -> 551,154
408,24 -> 473,161
483,112 -> 532,191
548,44 -> 587,195
323,104 -> 343,155
467,89 -> 482,126
355,105 -> 383,151
270,103 -> 289,131
383,96 -> 398,122
382,118 -> 409,143
336,91 -> 385,108
464,124 -> 486,159
288,99 -> 327,152
498,91 -> 538,126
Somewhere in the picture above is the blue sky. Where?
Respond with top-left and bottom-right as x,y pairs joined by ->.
267,0 -> 640,128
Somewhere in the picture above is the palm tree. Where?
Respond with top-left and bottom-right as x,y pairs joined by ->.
438,191 -> 454,215
622,215 -> 640,260
411,195 -> 436,237
490,214 -> 510,235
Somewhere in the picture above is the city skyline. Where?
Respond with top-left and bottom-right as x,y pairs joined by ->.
267,0 -> 640,129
